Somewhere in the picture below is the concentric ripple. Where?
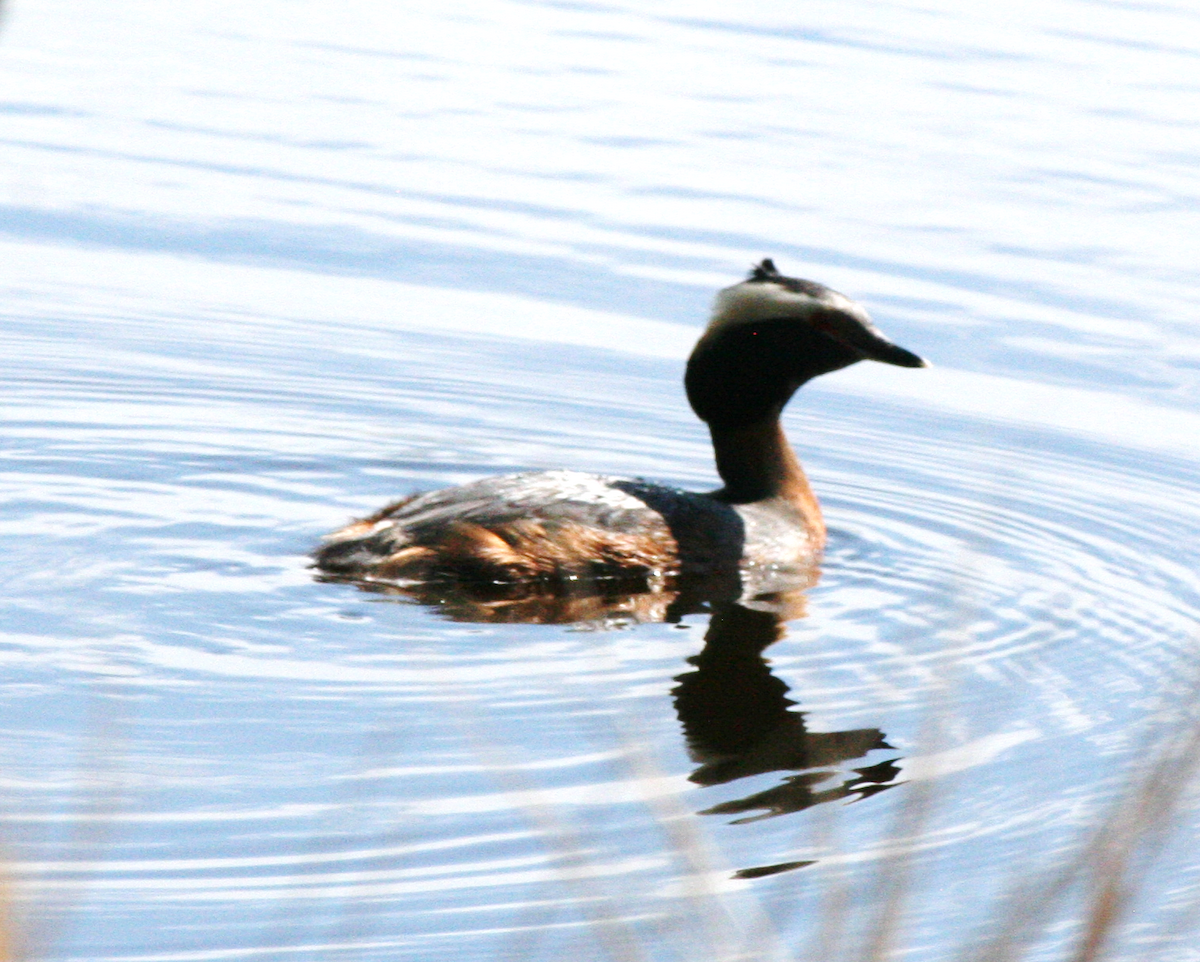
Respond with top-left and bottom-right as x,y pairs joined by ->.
3,269 -> 1200,959
2,0 -> 1199,952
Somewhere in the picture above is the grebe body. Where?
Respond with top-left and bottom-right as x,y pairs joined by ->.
316,469 -> 816,587
314,260 -> 926,593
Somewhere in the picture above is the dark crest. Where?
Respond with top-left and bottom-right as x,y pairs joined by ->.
746,259 -> 832,299
749,258 -> 780,281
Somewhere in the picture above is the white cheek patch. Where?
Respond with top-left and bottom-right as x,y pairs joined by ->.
708,281 -> 829,332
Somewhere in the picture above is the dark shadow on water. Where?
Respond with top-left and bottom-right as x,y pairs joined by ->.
320,561 -> 901,880
676,601 -> 896,808
673,596 -> 900,879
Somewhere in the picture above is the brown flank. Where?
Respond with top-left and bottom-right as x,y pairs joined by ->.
362,517 -> 678,586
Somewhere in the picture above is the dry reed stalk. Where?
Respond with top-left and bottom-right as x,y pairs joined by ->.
0,864 -> 14,962
965,663 -> 1200,962
1068,688 -> 1200,962
850,556 -> 979,962
455,704 -> 653,962
606,708 -> 795,962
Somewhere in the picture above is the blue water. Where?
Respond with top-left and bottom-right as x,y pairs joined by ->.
2,2 -> 1200,960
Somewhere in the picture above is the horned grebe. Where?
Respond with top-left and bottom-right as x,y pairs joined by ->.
314,259 -> 926,596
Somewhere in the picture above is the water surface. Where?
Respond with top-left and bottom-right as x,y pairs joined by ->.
2,1 -> 1199,960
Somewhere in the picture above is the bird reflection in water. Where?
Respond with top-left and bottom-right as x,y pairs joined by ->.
673,595 -> 901,878
320,566 -> 902,879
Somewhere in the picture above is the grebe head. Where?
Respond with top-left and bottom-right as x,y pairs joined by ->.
686,259 -> 927,427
